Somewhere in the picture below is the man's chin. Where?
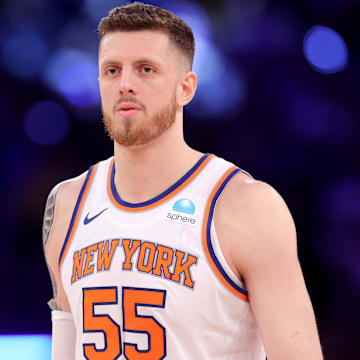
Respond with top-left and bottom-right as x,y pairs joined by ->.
114,135 -> 151,147
111,126 -> 149,147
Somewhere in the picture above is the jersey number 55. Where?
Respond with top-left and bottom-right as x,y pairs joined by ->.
82,286 -> 167,360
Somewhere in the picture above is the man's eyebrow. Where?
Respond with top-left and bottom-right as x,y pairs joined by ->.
100,58 -> 163,68
133,58 -> 163,67
99,59 -> 120,68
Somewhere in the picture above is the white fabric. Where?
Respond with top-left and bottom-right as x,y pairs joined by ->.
51,310 -> 76,360
60,155 -> 265,359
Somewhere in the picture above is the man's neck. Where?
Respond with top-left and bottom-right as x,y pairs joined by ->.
113,120 -> 203,204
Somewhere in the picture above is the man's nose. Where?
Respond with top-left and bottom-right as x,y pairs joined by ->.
118,68 -> 137,95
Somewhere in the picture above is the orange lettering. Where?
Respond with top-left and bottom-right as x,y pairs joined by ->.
137,242 -> 156,273
71,248 -> 87,283
83,244 -> 98,277
122,239 -> 141,270
171,251 -> 197,288
97,239 -> 119,272
152,245 -> 173,279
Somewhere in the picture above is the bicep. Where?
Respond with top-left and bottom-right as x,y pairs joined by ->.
236,182 -> 322,359
245,238 -> 319,359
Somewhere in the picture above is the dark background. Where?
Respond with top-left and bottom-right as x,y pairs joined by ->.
1,0 -> 359,358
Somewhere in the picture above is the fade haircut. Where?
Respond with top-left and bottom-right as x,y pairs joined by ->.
97,2 -> 195,70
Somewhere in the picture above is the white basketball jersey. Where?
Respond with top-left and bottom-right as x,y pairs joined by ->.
59,153 -> 265,360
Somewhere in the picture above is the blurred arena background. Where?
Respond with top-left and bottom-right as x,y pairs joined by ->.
0,0 -> 359,358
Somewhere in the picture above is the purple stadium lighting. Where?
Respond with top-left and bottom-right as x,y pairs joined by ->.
44,49 -> 100,107
321,176 -> 360,223
157,0 -> 247,119
158,0 -> 212,39
303,25 -> 348,74
1,30 -> 47,79
286,93 -> 354,145
84,0 -> 128,22
23,100 -> 70,146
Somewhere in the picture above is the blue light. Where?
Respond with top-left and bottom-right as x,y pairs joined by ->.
1,30 -> 47,79
303,25 -> 348,74
84,0 -> 128,22
44,49 -> 100,107
0,335 -> 51,360
57,18 -> 99,55
194,36 -> 224,85
155,1 -> 247,119
188,37 -> 247,119
156,0 -> 212,40
23,101 -> 70,146
190,67 -> 247,118
59,60 -> 99,107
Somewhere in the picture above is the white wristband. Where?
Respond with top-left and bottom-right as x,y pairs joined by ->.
51,310 -> 76,360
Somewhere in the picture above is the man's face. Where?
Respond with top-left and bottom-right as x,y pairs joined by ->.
98,30 -> 181,147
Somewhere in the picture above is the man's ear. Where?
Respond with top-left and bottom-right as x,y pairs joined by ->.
176,71 -> 197,107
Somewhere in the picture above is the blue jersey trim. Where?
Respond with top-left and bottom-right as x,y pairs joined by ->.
206,168 -> 249,297
110,153 -> 212,209
58,165 -> 95,268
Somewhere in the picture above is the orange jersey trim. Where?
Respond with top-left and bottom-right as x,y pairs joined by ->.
202,166 -> 249,301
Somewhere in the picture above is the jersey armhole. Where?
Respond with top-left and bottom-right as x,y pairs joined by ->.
210,220 -> 246,289
58,164 -> 98,270
202,166 -> 251,302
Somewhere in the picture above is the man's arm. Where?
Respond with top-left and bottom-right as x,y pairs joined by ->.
42,172 -> 87,310
42,183 -> 63,311
215,175 -> 323,360
42,182 -> 71,312
42,173 -> 87,360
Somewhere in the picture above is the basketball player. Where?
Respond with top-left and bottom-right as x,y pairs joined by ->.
42,2 -> 323,359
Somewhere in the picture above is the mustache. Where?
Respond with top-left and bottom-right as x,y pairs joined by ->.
113,96 -> 145,111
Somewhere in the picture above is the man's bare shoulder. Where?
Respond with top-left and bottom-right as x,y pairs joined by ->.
55,172 -> 88,216
215,172 -> 291,221
43,171 -> 88,263
214,171 -> 297,277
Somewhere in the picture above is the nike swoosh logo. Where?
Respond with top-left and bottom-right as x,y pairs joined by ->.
84,208 -> 108,225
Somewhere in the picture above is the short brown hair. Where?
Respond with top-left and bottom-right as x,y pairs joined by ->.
97,2 -> 195,69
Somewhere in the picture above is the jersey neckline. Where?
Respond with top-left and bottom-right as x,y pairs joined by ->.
107,153 -> 215,212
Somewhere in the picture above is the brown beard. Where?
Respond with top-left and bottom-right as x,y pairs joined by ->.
102,94 -> 177,147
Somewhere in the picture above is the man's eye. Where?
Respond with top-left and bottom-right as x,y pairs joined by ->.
142,66 -> 153,74
107,68 -> 118,75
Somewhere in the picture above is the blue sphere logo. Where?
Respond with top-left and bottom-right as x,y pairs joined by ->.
172,198 -> 195,215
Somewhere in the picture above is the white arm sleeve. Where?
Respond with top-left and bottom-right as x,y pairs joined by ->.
51,310 -> 76,360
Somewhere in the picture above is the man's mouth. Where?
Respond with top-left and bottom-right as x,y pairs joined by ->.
116,103 -> 141,118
